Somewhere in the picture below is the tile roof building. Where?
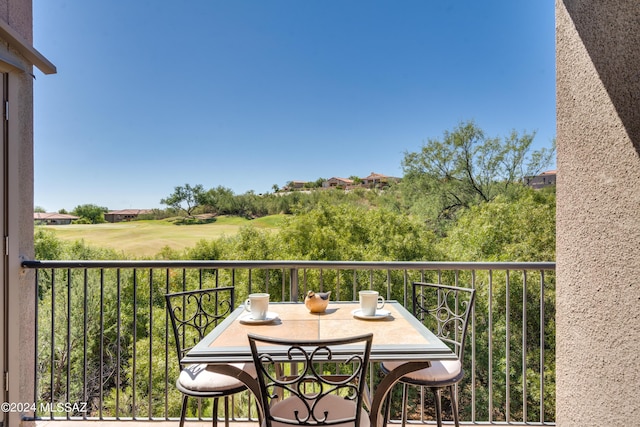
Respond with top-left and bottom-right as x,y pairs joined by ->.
33,212 -> 79,225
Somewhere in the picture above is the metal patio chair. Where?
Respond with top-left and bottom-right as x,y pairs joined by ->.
380,282 -> 476,427
248,332 -> 374,427
165,287 -> 256,427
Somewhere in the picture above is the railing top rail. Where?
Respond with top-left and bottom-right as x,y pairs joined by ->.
22,259 -> 555,271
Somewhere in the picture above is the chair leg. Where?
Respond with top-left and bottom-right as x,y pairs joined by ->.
362,380 -> 373,411
180,395 -> 188,427
401,383 -> 409,427
382,392 -> 390,427
224,395 -> 230,427
432,387 -> 443,427
381,381 -> 396,427
212,397 -> 219,427
449,385 -> 460,427
255,400 -> 263,425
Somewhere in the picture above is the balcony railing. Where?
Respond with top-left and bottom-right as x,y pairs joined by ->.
22,260 -> 556,425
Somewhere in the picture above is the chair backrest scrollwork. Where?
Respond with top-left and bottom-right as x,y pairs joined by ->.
165,287 -> 235,367
412,282 -> 476,362
248,332 -> 373,427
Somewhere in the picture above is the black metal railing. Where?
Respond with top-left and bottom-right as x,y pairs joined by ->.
22,260 -> 556,425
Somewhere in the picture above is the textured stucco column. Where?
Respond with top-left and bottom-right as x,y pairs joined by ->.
0,1 -> 37,426
556,1 -> 640,426
14,69 -> 36,427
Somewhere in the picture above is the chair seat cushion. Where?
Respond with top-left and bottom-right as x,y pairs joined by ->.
178,363 -> 256,392
382,359 -> 462,383
268,393 -> 369,427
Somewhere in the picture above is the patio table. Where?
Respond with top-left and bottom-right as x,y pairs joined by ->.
182,301 -> 456,426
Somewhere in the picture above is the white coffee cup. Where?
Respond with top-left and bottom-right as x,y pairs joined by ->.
359,290 -> 385,316
244,293 -> 270,320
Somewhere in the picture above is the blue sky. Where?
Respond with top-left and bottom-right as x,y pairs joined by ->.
33,1 -> 556,211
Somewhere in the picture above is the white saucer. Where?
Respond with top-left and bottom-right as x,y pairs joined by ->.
351,309 -> 391,320
239,311 -> 279,325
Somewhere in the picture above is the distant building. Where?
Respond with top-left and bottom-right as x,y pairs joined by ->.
284,181 -> 308,191
524,170 -> 557,189
34,212 -> 79,225
361,172 -> 401,188
286,172 -> 400,191
104,209 -> 153,223
323,177 -> 354,188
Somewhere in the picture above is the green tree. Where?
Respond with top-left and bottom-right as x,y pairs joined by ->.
439,187 -> 556,262
435,188 -> 556,421
34,235 -> 137,417
199,185 -> 236,215
160,184 -> 205,216
303,177 -> 325,189
278,202 -> 437,263
34,228 -> 64,260
71,204 -> 108,224
401,120 -> 555,227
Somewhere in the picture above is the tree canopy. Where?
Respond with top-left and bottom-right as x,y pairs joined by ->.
400,120 -> 555,227
71,203 -> 107,224
159,183 -> 205,216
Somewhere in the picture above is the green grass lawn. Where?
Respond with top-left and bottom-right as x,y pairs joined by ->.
42,215 -> 286,258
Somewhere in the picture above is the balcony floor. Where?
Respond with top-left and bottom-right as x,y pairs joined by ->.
34,421 -> 479,427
